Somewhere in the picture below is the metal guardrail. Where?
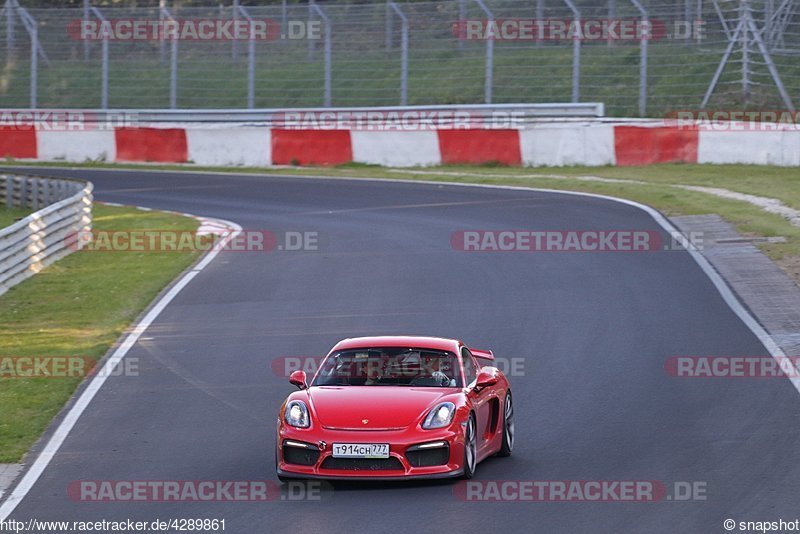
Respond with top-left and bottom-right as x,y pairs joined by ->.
0,174 -> 93,296
6,103 -> 604,127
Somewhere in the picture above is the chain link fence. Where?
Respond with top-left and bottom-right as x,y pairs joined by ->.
0,0 -> 798,117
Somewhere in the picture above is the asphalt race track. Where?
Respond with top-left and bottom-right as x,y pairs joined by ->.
3,167 -> 800,533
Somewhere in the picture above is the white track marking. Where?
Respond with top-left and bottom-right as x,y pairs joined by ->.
0,215 -> 241,521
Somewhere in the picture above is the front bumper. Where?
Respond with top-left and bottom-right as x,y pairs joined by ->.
277,422 -> 465,480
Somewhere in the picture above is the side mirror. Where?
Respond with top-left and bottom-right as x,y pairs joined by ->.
475,369 -> 498,389
289,370 -> 308,390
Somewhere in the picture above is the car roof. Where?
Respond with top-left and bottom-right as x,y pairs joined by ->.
331,336 -> 461,354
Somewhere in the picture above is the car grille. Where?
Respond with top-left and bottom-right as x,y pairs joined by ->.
283,444 -> 320,466
406,445 -> 450,467
321,457 -> 404,471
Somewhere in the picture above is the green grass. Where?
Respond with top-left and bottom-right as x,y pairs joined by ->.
0,206 -> 31,229
2,41 -> 798,115
0,204 -> 200,463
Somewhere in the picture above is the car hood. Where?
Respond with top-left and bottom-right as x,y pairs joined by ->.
307,386 -> 455,430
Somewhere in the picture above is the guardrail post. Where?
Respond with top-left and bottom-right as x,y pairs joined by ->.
19,176 -> 27,209
30,178 -> 38,211
2,176 -> 10,208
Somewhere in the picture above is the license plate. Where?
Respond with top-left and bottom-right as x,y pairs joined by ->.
332,443 -> 390,459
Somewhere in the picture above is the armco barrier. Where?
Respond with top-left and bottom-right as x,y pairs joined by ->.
0,174 -> 93,296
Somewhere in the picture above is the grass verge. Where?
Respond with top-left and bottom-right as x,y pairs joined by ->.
0,204 -> 200,463
0,207 -> 32,229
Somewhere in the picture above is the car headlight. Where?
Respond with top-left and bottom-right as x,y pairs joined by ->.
284,400 -> 310,428
422,402 -> 456,429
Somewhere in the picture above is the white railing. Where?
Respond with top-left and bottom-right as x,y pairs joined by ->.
2,103 -> 605,128
0,174 -> 93,296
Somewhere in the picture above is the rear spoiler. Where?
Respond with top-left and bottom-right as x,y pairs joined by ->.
470,348 -> 494,361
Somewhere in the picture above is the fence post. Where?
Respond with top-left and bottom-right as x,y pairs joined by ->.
608,0 -> 615,47
12,2 -> 40,108
236,5 -> 256,109
741,0 -> 751,105
160,7 -> 179,109
308,0 -> 316,61
5,0 -> 14,62
564,0 -> 580,103
170,25 -> 178,108
473,0 -> 493,104
232,0 -> 239,61
696,0 -> 703,45
385,2 -> 393,53
631,0 -> 648,116
536,0 -> 544,48
310,3 -> 331,106
90,7 -> 110,109
458,0 -> 465,51
388,2 -> 408,105
83,0 -> 89,60
29,15 -> 37,108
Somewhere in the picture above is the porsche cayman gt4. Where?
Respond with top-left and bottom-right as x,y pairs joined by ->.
276,336 -> 514,481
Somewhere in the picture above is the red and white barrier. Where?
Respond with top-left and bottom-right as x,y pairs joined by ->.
0,122 -> 798,167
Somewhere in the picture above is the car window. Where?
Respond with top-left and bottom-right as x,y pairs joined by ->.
462,348 -> 478,386
312,348 -> 461,387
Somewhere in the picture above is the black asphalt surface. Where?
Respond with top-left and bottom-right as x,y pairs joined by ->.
3,167 -> 800,533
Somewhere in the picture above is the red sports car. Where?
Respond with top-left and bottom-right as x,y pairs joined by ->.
276,336 -> 514,481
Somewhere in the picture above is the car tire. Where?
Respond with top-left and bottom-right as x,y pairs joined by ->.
463,413 -> 478,479
497,391 -> 514,457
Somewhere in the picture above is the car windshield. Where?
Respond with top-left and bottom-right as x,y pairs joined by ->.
312,348 -> 462,387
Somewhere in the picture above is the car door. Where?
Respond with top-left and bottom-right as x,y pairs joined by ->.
462,348 -> 494,455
